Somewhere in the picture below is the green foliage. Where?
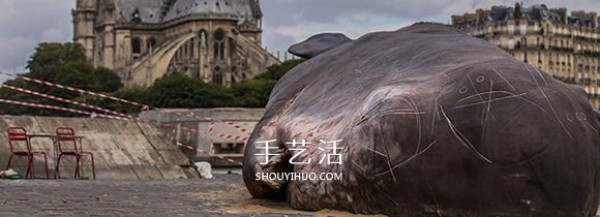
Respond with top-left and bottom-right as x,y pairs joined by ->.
0,43 -> 124,116
229,80 -> 277,108
95,67 -> 124,92
118,59 -> 302,109
27,42 -> 88,79
146,73 -> 230,108
256,59 -> 305,80
0,42 -> 303,116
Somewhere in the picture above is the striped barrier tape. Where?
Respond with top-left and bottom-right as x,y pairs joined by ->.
208,121 -> 215,155
1,84 -> 138,120
175,141 -> 242,166
0,81 -> 248,164
0,71 -> 150,110
0,98 -> 129,121
2,85 -> 246,143
178,111 -> 251,135
225,121 -> 251,134
159,123 -> 248,143
0,98 -> 246,166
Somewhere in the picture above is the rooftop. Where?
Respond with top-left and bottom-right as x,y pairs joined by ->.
453,3 -> 598,29
113,0 -> 260,24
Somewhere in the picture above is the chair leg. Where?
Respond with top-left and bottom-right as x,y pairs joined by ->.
56,154 -> 63,179
5,154 -> 14,171
74,156 -> 81,179
26,156 -> 33,179
89,154 -> 96,180
42,153 -> 49,179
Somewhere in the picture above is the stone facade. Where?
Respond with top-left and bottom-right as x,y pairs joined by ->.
73,0 -> 279,87
452,3 -> 600,108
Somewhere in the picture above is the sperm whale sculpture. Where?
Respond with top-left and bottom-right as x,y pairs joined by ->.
242,23 -> 600,216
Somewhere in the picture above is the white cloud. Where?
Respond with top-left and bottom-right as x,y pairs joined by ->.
41,28 -> 66,42
0,36 -> 36,73
0,0 -> 74,73
0,1 -> 17,25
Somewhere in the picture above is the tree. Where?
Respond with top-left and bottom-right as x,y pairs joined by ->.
27,42 -> 88,80
146,73 -> 233,108
0,44 -> 305,115
229,80 -> 277,108
95,67 -> 124,92
0,42 -> 124,116
256,59 -> 305,81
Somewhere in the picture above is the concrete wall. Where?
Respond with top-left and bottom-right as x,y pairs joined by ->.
0,116 -> 199,179
140,108 -> 264,165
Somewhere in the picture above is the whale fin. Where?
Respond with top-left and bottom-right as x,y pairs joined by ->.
288,33 -> 352,59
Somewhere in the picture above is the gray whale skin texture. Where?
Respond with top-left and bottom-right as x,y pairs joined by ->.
242,23 -> 600,216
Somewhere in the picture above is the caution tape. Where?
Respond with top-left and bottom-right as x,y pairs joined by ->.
225,121 -> 251,134
158,123 -> 248,143
175,141 -> 243,166
1,84 -> 138,120
0,98 -> 244,165
208,121 -> 215,155
0,80 -> 248,165
0,71 -> 149,110
0,98 -> 246,165
179,111 -> 252,135
0,98 -> 129,120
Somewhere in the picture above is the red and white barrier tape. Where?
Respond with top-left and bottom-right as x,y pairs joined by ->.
0,79 -> 247,164
1,84 -> 138,120
0,71 -> 149,110
159,124 -> 248,143
0,98 -> 128,121
1,85 -> 245,143
179,111 -> 251,136
176,141 -> 242,166
0,98 -> 245,165
225,121 -> 251,134
208,121 -> 215,155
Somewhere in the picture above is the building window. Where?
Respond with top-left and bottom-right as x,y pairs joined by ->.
132,37 -> 141,54
213,29 -> 226,61
147,38 -> 157,52
132,8 -> 141,22
213,66 -> 222,84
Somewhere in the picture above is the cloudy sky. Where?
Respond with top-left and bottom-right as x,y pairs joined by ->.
0,0 -> 599,74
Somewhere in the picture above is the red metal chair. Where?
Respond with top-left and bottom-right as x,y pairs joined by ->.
5,127 -> 49,179
56,127 -> 95,179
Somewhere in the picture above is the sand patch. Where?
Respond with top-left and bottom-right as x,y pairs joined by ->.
196,188 -> 386,216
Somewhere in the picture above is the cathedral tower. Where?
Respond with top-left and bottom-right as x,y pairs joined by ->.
72,0 -> 97,60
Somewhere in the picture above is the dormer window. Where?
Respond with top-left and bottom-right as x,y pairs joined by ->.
132,8 -> 141,22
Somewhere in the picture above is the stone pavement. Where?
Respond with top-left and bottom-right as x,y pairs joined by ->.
0,174 -> 378,217
0,174 -> 268,216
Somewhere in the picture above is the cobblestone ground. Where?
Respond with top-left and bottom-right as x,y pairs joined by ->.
0,173 -> 380,217
0,174 -> 376,217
